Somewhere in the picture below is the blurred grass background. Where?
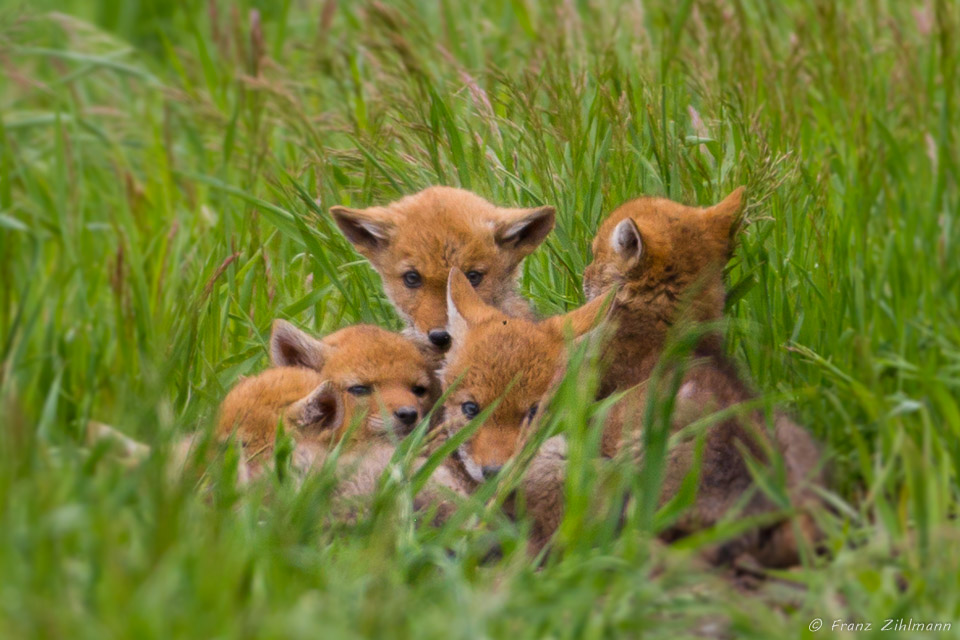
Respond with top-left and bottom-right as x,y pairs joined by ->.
1,0 -> 959,637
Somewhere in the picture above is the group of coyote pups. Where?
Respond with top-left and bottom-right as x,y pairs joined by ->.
129,186 -> 827,569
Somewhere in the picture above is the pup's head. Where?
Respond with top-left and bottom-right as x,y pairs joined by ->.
267,321 -> 435,441
583,188 -> 745,321
440,269 -> 608,483
330,187 -> 555,353
216,367 -> 344,454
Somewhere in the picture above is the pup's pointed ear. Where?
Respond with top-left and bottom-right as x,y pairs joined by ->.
290,381 -> 343,430
705,186 -> 745,235
446,268 -> 498,346
270,320 -> 329,370
542,290 -> 615,338
330,205 -> 395,257
611,218 -> 643,265
493,206 -> 556,257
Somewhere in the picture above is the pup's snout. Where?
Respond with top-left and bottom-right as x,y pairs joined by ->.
427,329 -> 451,350
481,464 -> 502,479
393,406 -> 419,427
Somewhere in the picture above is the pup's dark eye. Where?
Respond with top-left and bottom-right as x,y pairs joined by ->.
461,401 -> 480,419
465,270 -> 484,287
527,403 -> 539,421
402,270 -> 422,288
347,385 -> 372,396
412,385 -> 428,397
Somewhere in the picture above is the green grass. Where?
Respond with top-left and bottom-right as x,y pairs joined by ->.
2,0 -> 959,637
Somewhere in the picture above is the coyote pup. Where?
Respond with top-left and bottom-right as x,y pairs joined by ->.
439,268 -> 609,483
583,188 -> 824,567
330,187 -> 555,356
215,321 -> 468,508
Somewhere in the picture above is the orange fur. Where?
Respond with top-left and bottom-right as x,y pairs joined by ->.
583,188 -> 743,395
330,187 -> 555,356
583,188 -> 824,567
216,366 -> 336,462
216,322 -> 469,512
440,268 -> 608,483
263,320 -> 436,444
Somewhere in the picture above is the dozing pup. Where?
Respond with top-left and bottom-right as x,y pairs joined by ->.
330,187 -> 555,357
583,188 -> 824,567
90,322 -> 469,515
261,320 -> 437,447
214,320 -> 468,511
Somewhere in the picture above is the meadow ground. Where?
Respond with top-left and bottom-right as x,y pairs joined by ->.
1,0 -> 959,637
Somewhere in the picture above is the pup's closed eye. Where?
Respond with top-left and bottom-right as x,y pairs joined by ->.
347,385 -> 372,396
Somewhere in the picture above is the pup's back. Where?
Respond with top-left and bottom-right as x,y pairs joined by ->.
581,190 -> 825,566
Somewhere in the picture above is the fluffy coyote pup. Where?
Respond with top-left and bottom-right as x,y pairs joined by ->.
260,320 -> 436,447
439,269 -> 610,483
214,321 -> 468,509
583,188 -> 824,567
437,268 -> 610,549
330,187 -> 555,356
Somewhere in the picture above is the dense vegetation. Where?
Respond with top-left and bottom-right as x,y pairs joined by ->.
1,0 -> 958,637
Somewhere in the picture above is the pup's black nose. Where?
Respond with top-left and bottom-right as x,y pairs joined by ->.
393,407 -> 419,426
481,465 -> 502,479
427,330 -> 451,350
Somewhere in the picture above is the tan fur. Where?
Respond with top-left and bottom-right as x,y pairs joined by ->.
583,188 -> 743,395
293,441 -> 468,523
217,367 -> 334,464
217,325 -> 470,514
515,436 -> 568,553
583,188 -> 824,567
88,323 -> 469,518
218,321 -> 435,480
440,268 -> 608,482
330,187 -> 555,355
263,321 -> 436,444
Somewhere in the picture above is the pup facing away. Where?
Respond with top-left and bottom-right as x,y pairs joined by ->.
583,188 -> 825,567
583,188 -> 746,395
330,187 -> 555,357
214,321 -> 468,510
